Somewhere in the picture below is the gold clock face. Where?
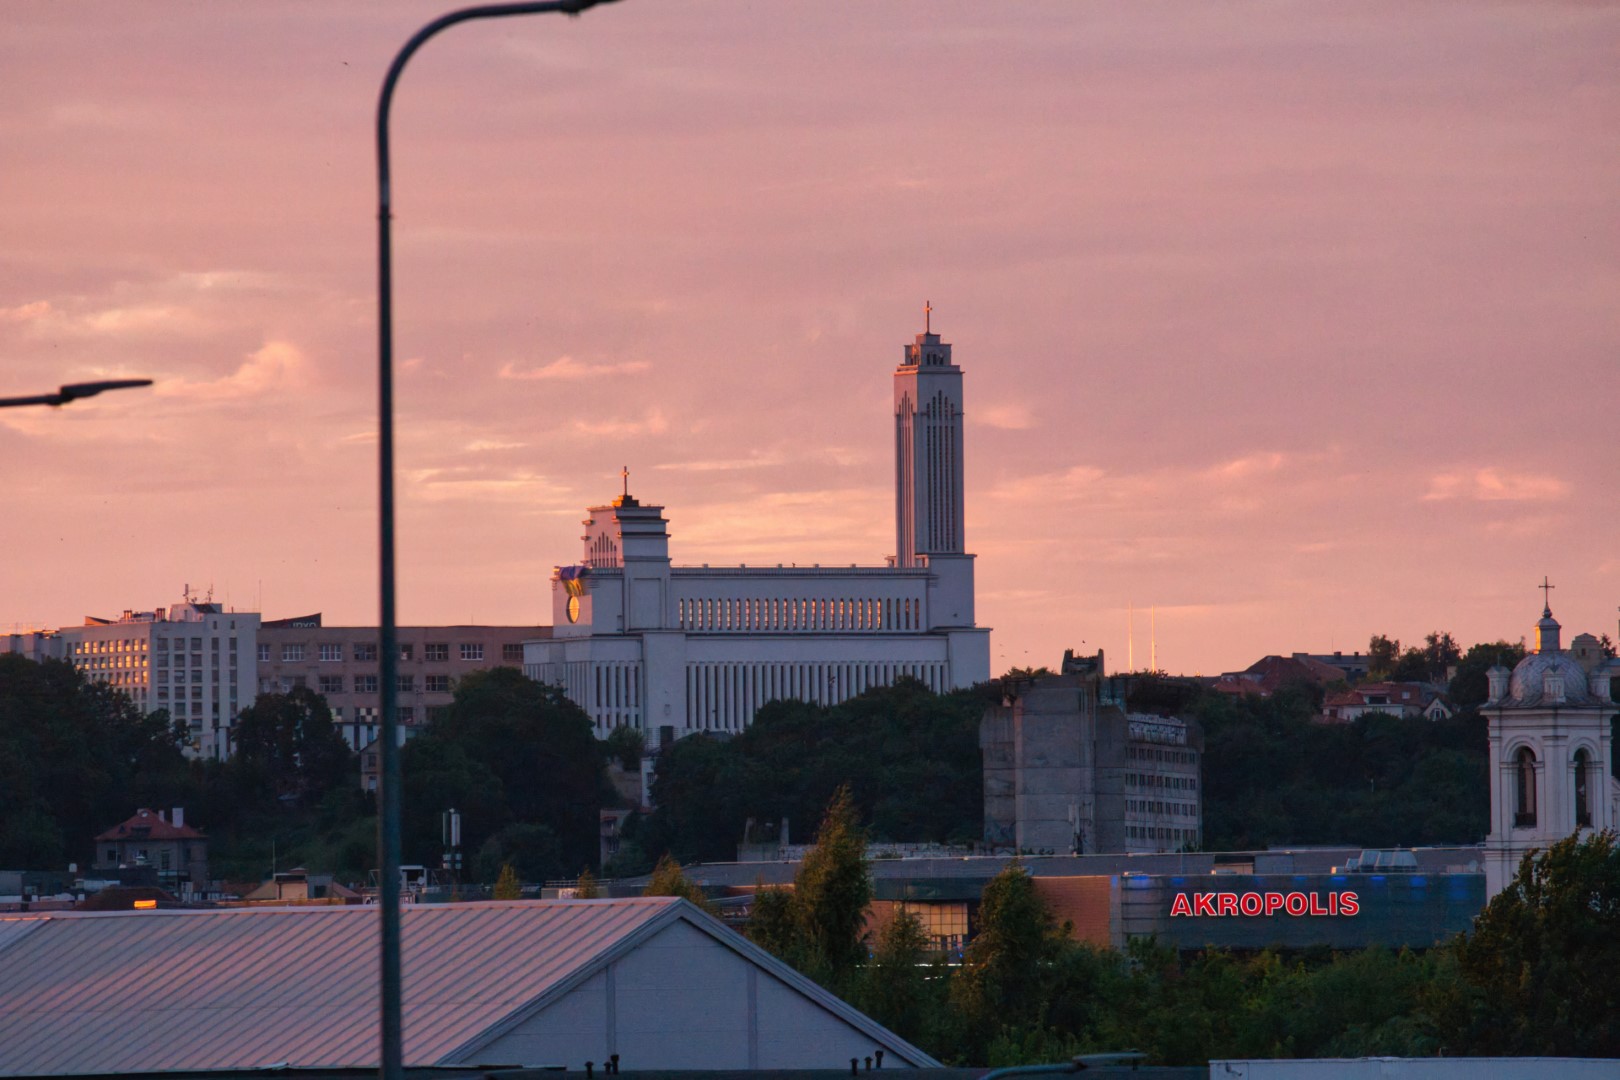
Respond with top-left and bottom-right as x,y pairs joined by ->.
566,594 -> 581,623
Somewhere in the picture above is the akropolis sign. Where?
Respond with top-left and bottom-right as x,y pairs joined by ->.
1170,890 -> 1360,918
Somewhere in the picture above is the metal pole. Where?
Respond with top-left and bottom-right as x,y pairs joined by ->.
374,4 -> 618,1078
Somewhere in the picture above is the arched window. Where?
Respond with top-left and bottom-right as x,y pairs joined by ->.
1514,747 -> 1538,828
1574,749 -> 1592,829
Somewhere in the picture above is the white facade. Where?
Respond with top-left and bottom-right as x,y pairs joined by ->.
2,596 -> 259,761
1483,603 -> 1619,897
526,322 -> 991,745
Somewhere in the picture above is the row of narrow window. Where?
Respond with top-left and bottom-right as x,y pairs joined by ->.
677,595 -> 923,633
689,661 -> 948,733
1513,746 -> 1596,829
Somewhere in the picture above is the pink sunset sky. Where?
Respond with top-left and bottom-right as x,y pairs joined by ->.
3,1 -> 1617,676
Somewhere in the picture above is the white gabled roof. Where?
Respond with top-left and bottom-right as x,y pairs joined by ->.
0,897 -> 939,1076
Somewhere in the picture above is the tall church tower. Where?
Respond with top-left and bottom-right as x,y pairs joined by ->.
894,305 -> 966,568
1483,594 -> 1618,898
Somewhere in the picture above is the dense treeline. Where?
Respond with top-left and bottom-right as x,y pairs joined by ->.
708,791 -> 1620,1066
620,677 -> 989,869
1193,685 -> 1490,849
0,657 -> 608,885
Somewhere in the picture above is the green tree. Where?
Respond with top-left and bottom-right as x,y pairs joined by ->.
949,862 -> 1068,1046
402,669 -> 609,872
0,655 -> 194,869
855,909 -> 941,1047
1449,640 -> 1528,711
575,868 -> 601,898
1367,634 -> 1401,680
493,862 -> 522,900
474,822 -> 563,884
747,884 -> 799,960
643,854 -> 715,914
1446,830 -> 1620,1056
790,785 -> 872,986
232,687 -> 354,804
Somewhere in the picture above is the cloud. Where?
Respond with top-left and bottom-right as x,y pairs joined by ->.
499,356 -> 650,381
574,408 -> 668,437
1423,467 -> 1570,503
157,340 -> 312,401
975,403 -> 1037,430
654,452 -> 784,473
0,301 -> 53,324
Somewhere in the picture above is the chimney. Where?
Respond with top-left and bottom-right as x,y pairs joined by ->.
172,807 -> 185,829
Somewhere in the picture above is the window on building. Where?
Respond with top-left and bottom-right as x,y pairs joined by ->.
426,674 -> 450,693
319,643 -> 343,662
319,675 -> 344,695
397,675 -> 414,693
354,643 -> 378,662
460,643 -> 484,662
355,674 -> 379,694
400,706 -> 415,723
1514,747 -> 1538,828
425,643 -> 449,662
282,644 -> 305,662
257,643 -> 270,662
399,644 -> 413,662
1575,748 -> 1592,829
502,643 -> 524,662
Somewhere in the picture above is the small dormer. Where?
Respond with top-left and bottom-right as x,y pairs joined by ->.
1486,665 -> 1510,704
1542,668 -> 1566,704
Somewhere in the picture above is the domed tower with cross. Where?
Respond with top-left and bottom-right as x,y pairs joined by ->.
1483,580 -> 1620,897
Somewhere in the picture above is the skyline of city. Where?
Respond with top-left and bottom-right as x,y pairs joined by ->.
4,2 -> 1617,675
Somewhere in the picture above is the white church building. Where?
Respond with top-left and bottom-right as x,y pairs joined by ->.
525,320 -> 991,746
1483,596 -> 1619,897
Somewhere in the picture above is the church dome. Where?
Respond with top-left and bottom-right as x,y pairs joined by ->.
1504,649 -> 1596,707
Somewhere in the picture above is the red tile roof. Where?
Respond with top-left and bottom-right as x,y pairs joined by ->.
94,808 -> 205,842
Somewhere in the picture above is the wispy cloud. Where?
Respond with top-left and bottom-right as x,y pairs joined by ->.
156,340 -> 312,401
0,300 -> 53,324
975,403 -> 1037,430
499,356 -> 650,381
574,408 -> 668,437
1423,467 -> 1570,503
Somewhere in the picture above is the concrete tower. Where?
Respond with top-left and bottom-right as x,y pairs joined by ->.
894,304 -> 966,568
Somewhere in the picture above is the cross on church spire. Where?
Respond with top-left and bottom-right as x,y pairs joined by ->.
1539,575 -> 1556,616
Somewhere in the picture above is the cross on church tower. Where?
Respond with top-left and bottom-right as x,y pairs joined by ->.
1539,575 -> 1555,616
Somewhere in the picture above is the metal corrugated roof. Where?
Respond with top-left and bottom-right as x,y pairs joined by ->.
0,898 -> 675,1076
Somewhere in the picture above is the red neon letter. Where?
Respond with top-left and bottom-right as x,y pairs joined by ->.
1239,893 -> 1263,916
1339,892 -> 1359,916
1171,893 -> 1192,917
1284,892 -> 1307,916
1309,893 -> 1329,916
1194,893 -> 1217,917
1218,893 -> 1239,916
1264,892 -> 1284,916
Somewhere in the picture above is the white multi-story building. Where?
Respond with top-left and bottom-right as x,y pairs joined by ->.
3,594 -> 259,760
525,319 -> 992,746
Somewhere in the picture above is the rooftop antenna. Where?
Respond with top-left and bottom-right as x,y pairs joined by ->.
621,464 -> 629,500
924,299 -> 932,334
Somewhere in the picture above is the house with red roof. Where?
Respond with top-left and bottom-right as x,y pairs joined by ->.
92,808 -> 208,895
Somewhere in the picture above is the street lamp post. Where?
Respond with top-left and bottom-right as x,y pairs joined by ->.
0,379 -> 153,409
373,5 -> 619,1079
